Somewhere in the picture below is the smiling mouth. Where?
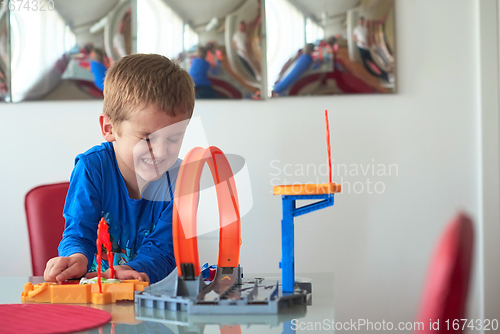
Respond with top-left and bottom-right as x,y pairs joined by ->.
142,158 -> 165,166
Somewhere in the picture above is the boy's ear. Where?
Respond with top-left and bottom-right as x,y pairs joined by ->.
99,113 -> 116,142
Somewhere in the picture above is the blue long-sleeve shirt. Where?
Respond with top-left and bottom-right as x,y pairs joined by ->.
274,54 -> 313,94
90,61 -> 107,91
58,142 -> 179,283
189,58 -> 212,87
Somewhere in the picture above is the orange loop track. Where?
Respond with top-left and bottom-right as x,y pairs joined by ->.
173,147 -> 242,278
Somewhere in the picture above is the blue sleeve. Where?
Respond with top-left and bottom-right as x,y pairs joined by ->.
126,203 -> 176,283
58,156 -> 102,272
274,55 -> 313,93
90,61 -> 107,91
189,58 -> 212,87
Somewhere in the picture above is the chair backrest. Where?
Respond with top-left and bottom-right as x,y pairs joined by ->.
414,212 -> 474,334
25,182 -> 70,276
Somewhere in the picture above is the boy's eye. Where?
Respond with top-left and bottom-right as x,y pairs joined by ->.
142,136 -> 156,142
142,137 -> 180,143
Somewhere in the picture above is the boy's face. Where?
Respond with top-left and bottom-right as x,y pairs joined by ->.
112,105 -> 190,187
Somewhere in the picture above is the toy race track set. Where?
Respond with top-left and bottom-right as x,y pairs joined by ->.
20,111 -> 340,320
135,111 -> 340,314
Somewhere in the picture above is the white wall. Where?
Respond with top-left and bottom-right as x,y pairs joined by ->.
325,17 -> 346,38
0,0 -> 492,327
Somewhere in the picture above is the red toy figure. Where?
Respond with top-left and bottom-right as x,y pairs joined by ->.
96,218 -> 114,293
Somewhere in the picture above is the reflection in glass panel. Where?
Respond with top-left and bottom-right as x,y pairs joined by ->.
0,2 -> 10,102
267,0 -> 396,97
10,0 -> 132,102
137,0 -> 264,100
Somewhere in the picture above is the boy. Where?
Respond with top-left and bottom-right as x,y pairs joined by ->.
44,54 -> 195,284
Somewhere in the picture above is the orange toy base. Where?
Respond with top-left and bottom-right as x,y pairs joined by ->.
92,292 -> 112,304
21,280 -> 148,305
273,183 -> 341,195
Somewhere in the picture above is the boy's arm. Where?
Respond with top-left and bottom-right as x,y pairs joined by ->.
58,156 -> 102,273
125,203 -> 176,284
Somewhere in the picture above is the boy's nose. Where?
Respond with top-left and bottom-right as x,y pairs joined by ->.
151,141 -> 169,160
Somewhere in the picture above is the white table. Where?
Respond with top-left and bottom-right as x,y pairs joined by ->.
0,273 -> 335,333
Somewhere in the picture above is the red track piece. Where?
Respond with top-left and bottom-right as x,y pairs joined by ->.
173,147 -> 241,279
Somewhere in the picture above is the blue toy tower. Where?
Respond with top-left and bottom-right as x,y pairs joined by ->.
275,110 -> 339,293
274,184 -> 340,292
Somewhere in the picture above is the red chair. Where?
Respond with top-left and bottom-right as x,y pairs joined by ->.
25,182 -> 70,276
415,212 -> 474,334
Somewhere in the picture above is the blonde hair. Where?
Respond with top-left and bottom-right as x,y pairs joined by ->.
103,54 -> 195,127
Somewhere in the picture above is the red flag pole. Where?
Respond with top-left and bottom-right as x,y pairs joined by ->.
325,110 -> 332,184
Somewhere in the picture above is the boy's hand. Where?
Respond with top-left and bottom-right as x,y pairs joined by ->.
86,265 -> 149,283
44,253 -> 88,282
